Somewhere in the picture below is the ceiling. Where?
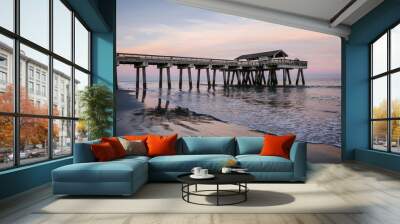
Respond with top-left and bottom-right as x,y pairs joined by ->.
171,0 -> 384,38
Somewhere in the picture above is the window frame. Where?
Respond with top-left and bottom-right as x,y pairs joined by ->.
0,0 -> 92,171
370,21 -> 400,154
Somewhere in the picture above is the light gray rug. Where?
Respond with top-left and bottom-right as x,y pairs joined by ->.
38,183 -> 361,214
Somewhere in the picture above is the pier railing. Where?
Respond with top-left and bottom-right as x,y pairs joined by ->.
117,52 -> 307,89
259,58 -> 308,68
117,53 -> 307,69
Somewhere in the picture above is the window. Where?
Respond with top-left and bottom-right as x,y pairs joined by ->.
54,89 -> 58,104
35,70 -> 41,81
19,117 -> 49,165
391,24 -> 400,70
74,69 -> 89,142
0,72 -> 6,85
20,0 -> 49,49
371,23 -> 400,153
372,33 -> 387,77
75,18 -> 90,70
0,0 -> 14,32
0,54 -> 8,90
53,0 -> 72,60
28,81 -> 34,94
74,69 -> 89,118
0,116 -> 13,170
42,85 -> 46,97
0,53 -> 7,89
0,34 -> 13,113
0,55 -> 7,67
0,0 -> 91,170
20,44 -> 50,117
28,67 -> 34,80
53,59 -> 72,117
53,119 -> 72,158
35,84 -> 40,95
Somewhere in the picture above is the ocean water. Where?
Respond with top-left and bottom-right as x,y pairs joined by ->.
118,79 -> 341,147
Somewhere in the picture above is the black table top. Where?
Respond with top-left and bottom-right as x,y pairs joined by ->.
177,172 -> 255,185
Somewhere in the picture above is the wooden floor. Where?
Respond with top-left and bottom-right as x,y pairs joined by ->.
1,161 -> 400,224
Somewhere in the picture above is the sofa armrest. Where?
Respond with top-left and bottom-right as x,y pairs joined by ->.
289,141 -> 307,181
73,140 -> 100,163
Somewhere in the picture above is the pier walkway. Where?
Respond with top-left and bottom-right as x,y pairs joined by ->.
117,50 -> 307,90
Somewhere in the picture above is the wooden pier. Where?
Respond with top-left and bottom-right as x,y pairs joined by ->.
117,50 -> 307,90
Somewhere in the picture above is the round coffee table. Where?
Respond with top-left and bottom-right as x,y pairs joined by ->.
177,173 -> 255,206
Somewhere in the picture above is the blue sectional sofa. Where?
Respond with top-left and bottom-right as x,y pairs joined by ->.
52,137 -> 307,196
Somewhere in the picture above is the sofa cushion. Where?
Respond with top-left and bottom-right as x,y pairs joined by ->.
73,139 -> 100,163
236,155 -> 293,172
147,134 -> 178,157
236,137 -> 264,155
53,158 -> 147,183
101,137 -> 127,158
179,137 -> 235,155
149,154 -> 235,172
118,137 -> 147,156
260,134 -> 296,159
91,142 -> 118,161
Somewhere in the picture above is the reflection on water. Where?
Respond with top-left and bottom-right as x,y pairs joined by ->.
117,88 -> 222,135
135,88 -> 147,103
119,80 -> 341,146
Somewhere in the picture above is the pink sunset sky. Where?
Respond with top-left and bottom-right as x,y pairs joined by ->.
117,0 -> 341,81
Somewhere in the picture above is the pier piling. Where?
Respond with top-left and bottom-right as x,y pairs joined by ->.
197,68 -> 201,89
188,67 -> 193,90
222,70 -> 226,87
158,67 -> 163,89
179,68 -> 183,90
236,70 -> 241,86
135,67 -> 140,90
248,71 -> 253,85
283,69 -> 287,86
287,69 -> 292,85
212,69 -> 216,88
296,68 -> 305,85
262,70 -> 267,85
206,68 -> 211,88
167,67 -> 171,89
230,71 -> 235,85
142,67 -> 147,89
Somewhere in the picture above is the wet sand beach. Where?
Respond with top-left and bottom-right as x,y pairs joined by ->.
116,89 -> 263,137
116,89 -> 341,163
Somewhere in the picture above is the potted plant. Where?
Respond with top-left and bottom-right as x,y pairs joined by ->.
79,84 -> 113,140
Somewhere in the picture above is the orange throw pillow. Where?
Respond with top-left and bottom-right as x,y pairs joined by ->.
101,137 -> 127,158
124,135 -> 148,141
260,134 -> 296,159
146,134 -> 178,157
91,142 -> 117,162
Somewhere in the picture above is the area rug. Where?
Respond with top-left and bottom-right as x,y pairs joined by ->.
37,183 -> 362,214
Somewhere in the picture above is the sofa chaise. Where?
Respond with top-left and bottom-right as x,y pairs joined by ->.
52,136 -> 307,196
